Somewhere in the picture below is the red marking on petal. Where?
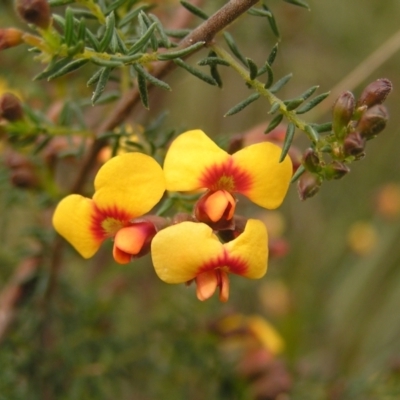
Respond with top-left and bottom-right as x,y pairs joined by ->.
199,158 -> 253,194
90,204 -> 131,240
197,249 -> 248,276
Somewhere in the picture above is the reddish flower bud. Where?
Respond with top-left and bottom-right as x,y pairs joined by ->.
302,148 -> 321,173
297,172 -> 321,201
0,28 -> 24,50
16,0 -> 51,29
332,91 -> 355,139
357,104 -> 389,140
0,93 -> 24,121
10,167 -> 39,189
195,190 -> 236,230
357,78 -> 393,108
324,161 -> 350,180
217,215 -> 248,242
343,131 -> 366,159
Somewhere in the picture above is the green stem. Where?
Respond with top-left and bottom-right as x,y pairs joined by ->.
210,44 -> 317,143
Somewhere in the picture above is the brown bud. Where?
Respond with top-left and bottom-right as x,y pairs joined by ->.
332,91 -> 355,139
302,148 -> 321,173
343,131 -> 366,159
10,167 -> 39,189
297,172 -> 322,201
0,93 -> 24,121
357,78 -> 393,108
357,104 -> 389,140
16,0 -> 51,29
324,161 -> 350,180
0,28 -> 24,50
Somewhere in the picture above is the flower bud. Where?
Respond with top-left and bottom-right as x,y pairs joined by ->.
10,167 -> 39,189
332,91 -> 355,139
195,190 -> 236,230
324,161 -> 350,180
0,28 -> 24,50
357,104 -> 389,140
217,215 -> 248,242
0,93 -> 24,121
297,172 -> 321,201
357,78 -> 393,108
343,131 -> 366,159
302,148 -> 321,173
16,0 -> 51,29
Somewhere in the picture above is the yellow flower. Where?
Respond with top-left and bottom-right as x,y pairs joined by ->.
163,130 -> 292,228
151,219 -> 268,302
53,152 -> 165,264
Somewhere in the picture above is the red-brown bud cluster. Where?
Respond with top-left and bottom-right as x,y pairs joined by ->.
0,28 -> 24,51
4,151 -> 39,189
297,171 -> 321,201
357,78 -> 393,108
15,0 -> 51,29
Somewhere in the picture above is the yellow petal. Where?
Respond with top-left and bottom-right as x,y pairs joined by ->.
163,130 -> 229,191
93,152 -> 165,217
232,142 -> 292,209
151,222 -> 223,283
225,219 -> 268,279
52,194 -> 103,258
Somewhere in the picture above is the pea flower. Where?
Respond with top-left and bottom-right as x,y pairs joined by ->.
163,130 -> 292,228
151,219 -> 268,302
52,153 -> 165,264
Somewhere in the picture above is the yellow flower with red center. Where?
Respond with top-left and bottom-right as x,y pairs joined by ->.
52,152 -> 165,264
150,130 -> 293,301
163,130 -> 292,228
151,219 -> 268,302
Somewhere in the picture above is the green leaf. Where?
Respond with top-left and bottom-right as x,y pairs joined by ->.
283,0 -> 311,10
47,58 -> 89,80
149,13 -> 171,48
261,63 -> 274,88
263,5 -> 280,38
280,123 -> 295,162
284,97 -> 304,111
269,73 -> 293,93
93,90 -> 120,105
305,124 -> 319,143
118,5 -> 153,28
139,11 -> 158,51
180,1 -> 209,19
34,57 -> 73,80
246,58 -> 258,80
174,58 -> 217,86
164,28 -> 191,38
198,57 -> 230,67
132,64 -> 171,91
137,71 -> 149,109
296,91 -> 330,114
210,65 -> 223,88
85,28 -> 100,51
247,7 -> 272,17
291,164 -> 305,183
310,122 -> 333,133
268,102 -> 280,114
48,0 -> 74,5
299,85 -> 319,101
265,114 -> 283,133
77,18 -> 86,42
225,93 -> 260,117
157,41 -> 205,60
64,7 -> 75,47
223,32 -> 247,66
91,67 -> 112,105
128,22 -> 158,54
267,44 -> 279,66
105,0 -> 129,14
91,57 -> 124,67
110,53 -> 143,63
99,12 -> 115,52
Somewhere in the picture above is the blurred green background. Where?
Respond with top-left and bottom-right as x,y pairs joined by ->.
1,0 -> 400,399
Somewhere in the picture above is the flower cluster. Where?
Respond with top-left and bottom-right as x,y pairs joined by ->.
53,130 -> 292,301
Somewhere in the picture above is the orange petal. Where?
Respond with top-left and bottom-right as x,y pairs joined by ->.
232,142 -> 292,209
112,244 -> 132,265
202,190 -> 235,222
163,130 -> 230,192
52,194 -> 103,258
93,152 -> 165,218
195,270 -> 218,301
114,223 -> 154,255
